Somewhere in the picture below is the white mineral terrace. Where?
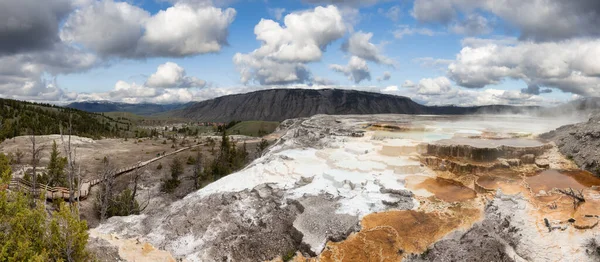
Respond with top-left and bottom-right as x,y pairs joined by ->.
94,114 -> 593,261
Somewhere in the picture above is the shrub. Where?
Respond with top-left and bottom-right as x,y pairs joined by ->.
106,189 -> 141,217
186,156 -> 196,165
162,158 -> 182,193
161,179 -> 180,193
157,163 -> 163,170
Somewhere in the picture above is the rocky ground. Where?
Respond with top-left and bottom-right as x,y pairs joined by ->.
85,114 -> 600,261
540,113 -> 600,177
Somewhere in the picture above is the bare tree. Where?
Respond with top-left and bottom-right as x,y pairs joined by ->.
558,187 -> 585,209
97,156 -> 116,221
129,164 -> 149,214
60,113 -> 78,206
28,126 -> 44,207
193,150 -> 203,189
14,149 -> 24,165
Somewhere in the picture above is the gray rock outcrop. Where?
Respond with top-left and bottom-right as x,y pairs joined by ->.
541,114 -> 600,176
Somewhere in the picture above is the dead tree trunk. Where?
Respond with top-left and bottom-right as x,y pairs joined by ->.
130,164 -> 142,213
61,113 -> 77,205
28,126 -> 43,207
193,151 -> 203,190
98,156 -> 116,221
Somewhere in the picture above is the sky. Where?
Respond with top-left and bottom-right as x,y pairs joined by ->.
1,0 -> 599,106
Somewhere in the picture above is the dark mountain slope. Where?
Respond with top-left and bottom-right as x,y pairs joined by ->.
173,89 -> 427,122
173,89 -> 539,122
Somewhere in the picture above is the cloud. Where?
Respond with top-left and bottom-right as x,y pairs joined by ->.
60,0 -> 236,58
312,76 -> 337,85
162,0 -> 236,8
384,76 -> 557,107
411,0 -> 455,24
377,71 -> 391,82
92,63 -> 211,104
268,8 -> 286,20
412,0 -> 600,41
342,31 -> 394,65
393,25 -> 440,39
413,57 -> 453,69
330,56 -> 371,84
0,0 -> 73,55
233,54 -> 312,85
0,45 -> 98,101
302,0 -> 384,7
450,14 -> 492,36
402,80 -> 416,88
145,62 -> 206,88
234,5 -> 346,85
382,85 -> 398,92
415,77 -> 452,95
521,84 -> 552,95
378,5 -> 401,22
447,38 -> 600,95
334,31 -> 393,84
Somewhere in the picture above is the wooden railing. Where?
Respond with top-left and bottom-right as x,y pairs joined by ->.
4,144 -> 199,201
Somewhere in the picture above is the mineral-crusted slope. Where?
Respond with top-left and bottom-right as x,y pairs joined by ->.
91,114 -> 600,262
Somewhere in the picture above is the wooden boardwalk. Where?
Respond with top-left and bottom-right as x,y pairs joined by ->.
6,145 -> 197,201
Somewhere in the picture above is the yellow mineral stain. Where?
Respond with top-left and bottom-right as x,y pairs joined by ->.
318,208 -> 481,262
90,230 -> 177,262
572,189 -> 600,229
367,123 -> 412,132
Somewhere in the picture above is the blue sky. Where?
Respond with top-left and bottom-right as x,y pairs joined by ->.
1,0 -> 598,105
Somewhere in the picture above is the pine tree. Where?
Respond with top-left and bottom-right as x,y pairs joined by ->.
47,140 -> 67,187
162,158 -> 182,193
48,202 -> 90,261
0,153 -> 10,184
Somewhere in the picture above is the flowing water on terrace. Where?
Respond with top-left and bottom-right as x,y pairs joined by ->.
526,169 -> 600,193
412,177 -> 477,202
476,169 -> 524,194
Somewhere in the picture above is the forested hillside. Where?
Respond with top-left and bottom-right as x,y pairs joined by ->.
0,98 -> 133,141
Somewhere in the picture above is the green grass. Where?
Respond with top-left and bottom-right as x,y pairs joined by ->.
226,121 -> 279,137
104,111 -> 186,125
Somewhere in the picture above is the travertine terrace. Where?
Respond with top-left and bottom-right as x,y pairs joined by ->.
91,114 -> 600,261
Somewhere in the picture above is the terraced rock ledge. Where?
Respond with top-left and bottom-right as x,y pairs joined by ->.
89,114 -> 600,262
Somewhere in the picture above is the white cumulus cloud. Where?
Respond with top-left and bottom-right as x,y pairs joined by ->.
342,32 -> 394,65
61,0 -> 236,58
330,56 -> 371,84
145,62 -> 206,88
234,5 -> 346,85
447,38 -> 600,95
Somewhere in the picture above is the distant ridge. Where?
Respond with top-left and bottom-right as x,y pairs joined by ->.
170,89 -> 540,122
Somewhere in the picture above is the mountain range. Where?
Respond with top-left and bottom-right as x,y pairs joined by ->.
169,89 -> 539,122
67,89 -> 600,122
